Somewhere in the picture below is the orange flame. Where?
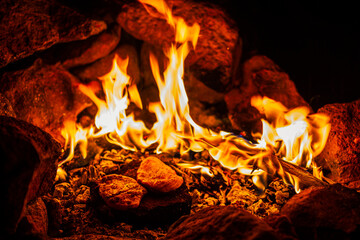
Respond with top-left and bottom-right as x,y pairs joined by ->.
60,0 -> 330,193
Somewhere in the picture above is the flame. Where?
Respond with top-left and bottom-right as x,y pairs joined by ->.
60,0 -> 330,192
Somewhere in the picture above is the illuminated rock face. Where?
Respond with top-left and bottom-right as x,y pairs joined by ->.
281,184 -> 360,239
137,156 -> 184,193
316,99 -> 360,190
98,174 -> 147,210
166,205 -> 279,240
0,0 -> 106,68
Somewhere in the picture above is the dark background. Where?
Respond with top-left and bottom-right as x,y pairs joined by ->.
217,0 -> 360,110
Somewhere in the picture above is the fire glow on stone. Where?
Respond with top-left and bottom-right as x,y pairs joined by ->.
60,0 -> 331,193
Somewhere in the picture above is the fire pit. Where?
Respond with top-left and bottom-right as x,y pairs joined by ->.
1,0 -> 360,239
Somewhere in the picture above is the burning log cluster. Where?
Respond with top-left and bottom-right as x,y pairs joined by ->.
1,0 -> 360,239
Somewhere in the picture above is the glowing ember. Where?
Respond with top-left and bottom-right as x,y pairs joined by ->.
60,0 -> 330,193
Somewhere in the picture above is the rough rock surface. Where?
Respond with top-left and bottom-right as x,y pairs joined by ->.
117,0 -> 238,90
166,205 -> 279,240
98,174 -> 147,210
0,93 -> 16,117
62,24 -> 121,69
0,0 -> 107,68
137,156 -> 184,193
316,99 -> 360,189
265,214 -> 298,240
0,59 -> 92,143
0,116 -> 61,236
133,184 -> 192,227
281,184 -> 360,239
225,55 -> 310,133
17,197 -> 48,238
72,44 -> 140,85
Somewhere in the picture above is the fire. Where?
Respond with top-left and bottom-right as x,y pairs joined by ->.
60,0 -> 330,193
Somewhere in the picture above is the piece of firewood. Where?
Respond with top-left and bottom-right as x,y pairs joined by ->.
277,157 -> 329,189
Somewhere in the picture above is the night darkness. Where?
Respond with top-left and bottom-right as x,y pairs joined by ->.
215,0 -> 360,110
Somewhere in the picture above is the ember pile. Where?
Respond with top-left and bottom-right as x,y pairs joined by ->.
1,0 -> 360,239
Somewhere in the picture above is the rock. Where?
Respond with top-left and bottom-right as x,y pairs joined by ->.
167,205 -> 279,240
0,116 -> 61,236
62,24 -> 121,69
132,184 -> 191,227
0,0 -> 107,68
316,100 -> 360,189
118,0 -> 238,90
0,59 -> 92,143
265,214 -> 298,240
281,184 -> 360,239
72,44 -> 140,85
137,156 -> 184,193
225,55 -> 310,133
97,174 -> 147,210
42,196 -> 63,237
17,197 -> 48,238
93,160 -> 191,227
99,160 -> 120,174
93,183 -> 191,228
0,93 -> 16,117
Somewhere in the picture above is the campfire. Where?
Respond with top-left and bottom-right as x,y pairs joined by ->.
1,0 -> 360,239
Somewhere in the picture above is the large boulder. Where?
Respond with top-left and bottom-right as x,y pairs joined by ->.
316,99 -> 360,189
225,55 -> 310,133
281,184 -> 360,239
0,59 -> 92,143
0,0 -> 107,68
0,116 -> 61,236
166,205 -> 279,240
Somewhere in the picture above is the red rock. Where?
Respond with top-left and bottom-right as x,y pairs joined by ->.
97,174 -> 147,210
62,25 -> 121,69
316,99 -> 360,189
137,156 -> 184,193
72,44 -> 140,85
1,59 -> 92,143
167,206 -> 279,240
281,184 -> 360,239
265,214 -> 298,240
0,0 -> 107,68
0,93 -> 16,117
0,116 -> 61,236
117,0 -> 238,89
17,197 -> 48,237
225,55 -> 310,133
